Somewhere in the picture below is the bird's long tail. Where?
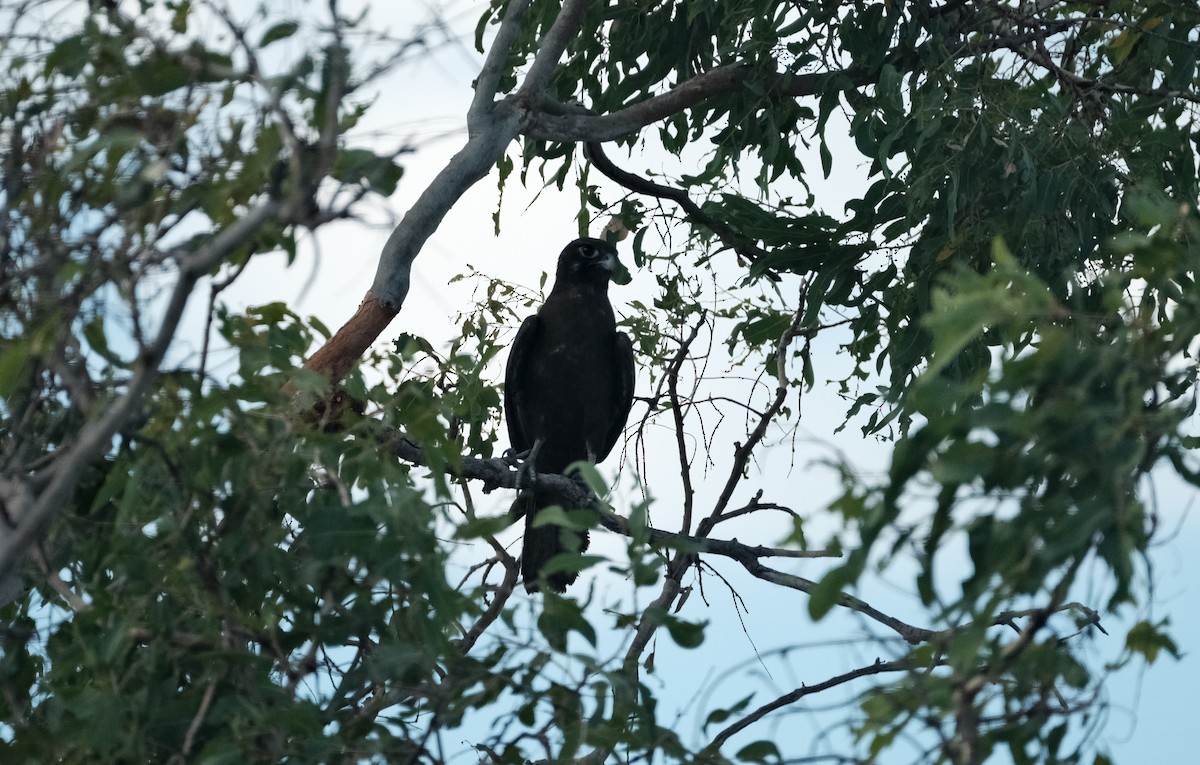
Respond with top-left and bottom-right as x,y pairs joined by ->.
513,490 -> 590,593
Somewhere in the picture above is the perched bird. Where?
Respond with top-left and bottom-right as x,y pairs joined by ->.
505,237 -> 635,593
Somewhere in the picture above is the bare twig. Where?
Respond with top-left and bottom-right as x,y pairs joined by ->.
668,317 -> 706,536
31,544 -> 87,613
700,657 -> 919,757
736,557 -> 935,645
586,142 -> 781,278
622,572 -> 681,675
169,674 -> 221,765
714,489 -> 798,524
199,257 -> 252,384
680,294 -> 810,583
454,554 -> 520,655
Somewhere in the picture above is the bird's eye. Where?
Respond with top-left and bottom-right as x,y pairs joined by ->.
578,244 -> 597,259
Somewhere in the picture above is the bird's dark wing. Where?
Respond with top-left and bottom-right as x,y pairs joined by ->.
598,331 -> 635,461
504,314 -> 540,453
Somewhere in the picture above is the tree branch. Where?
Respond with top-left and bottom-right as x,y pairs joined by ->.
623,573 -> 680,675
306,0 -> 600,383
696,299 -> 807,540
453,552 -> 520,655
517,0 -> 593,100
585,142 -> 781,279
701,657 -> 918,757
667,317 -> 705,536
736,556 -> 935,645
470,0 -> 532,125
0,199 -> 290,582
528,66 -> 874,142
382,430 -> 839,566
1003,38 -> 1200,106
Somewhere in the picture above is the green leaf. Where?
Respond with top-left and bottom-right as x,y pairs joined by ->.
129,54 -> 194,97
88,463 -> 128,515
1125,620 -> 1180,664
664,616 -> 706,649
703,693 -> 754,733
529,505 -> 591,533
454,514 -> 513,540
735,740 -> 781,764
538,593 -> 597,650
541,553 -> 606,582
171,0 -> 191,34
565,461 -> 608,496
260,20 -> 300,47
627,496 -> 649,544
929,440 -> 995,484
332,148 -> 404,195
46,34 -> 89,78
808,566 -> 851,620
0,341 -> 30,399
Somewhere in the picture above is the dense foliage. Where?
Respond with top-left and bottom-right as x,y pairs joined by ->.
1,1 -> 1196,763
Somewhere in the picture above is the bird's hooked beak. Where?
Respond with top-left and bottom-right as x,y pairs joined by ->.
602,250 -> 632,285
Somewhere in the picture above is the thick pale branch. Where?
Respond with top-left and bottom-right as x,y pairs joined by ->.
306,0 -> 598,383
301,296 -> 401,382
517,0 -> 593,100
525,19 -> 1200,146
470,0 -> 533,125
368,108 -> 522,311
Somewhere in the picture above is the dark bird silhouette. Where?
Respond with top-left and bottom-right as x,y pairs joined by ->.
505,237 -> 635,593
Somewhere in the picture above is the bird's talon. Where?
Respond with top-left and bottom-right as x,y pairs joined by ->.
502,447 -> 530,467
515,463 -> 538,492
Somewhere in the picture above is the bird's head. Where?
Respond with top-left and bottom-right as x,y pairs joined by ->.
555,237 -> 631,288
